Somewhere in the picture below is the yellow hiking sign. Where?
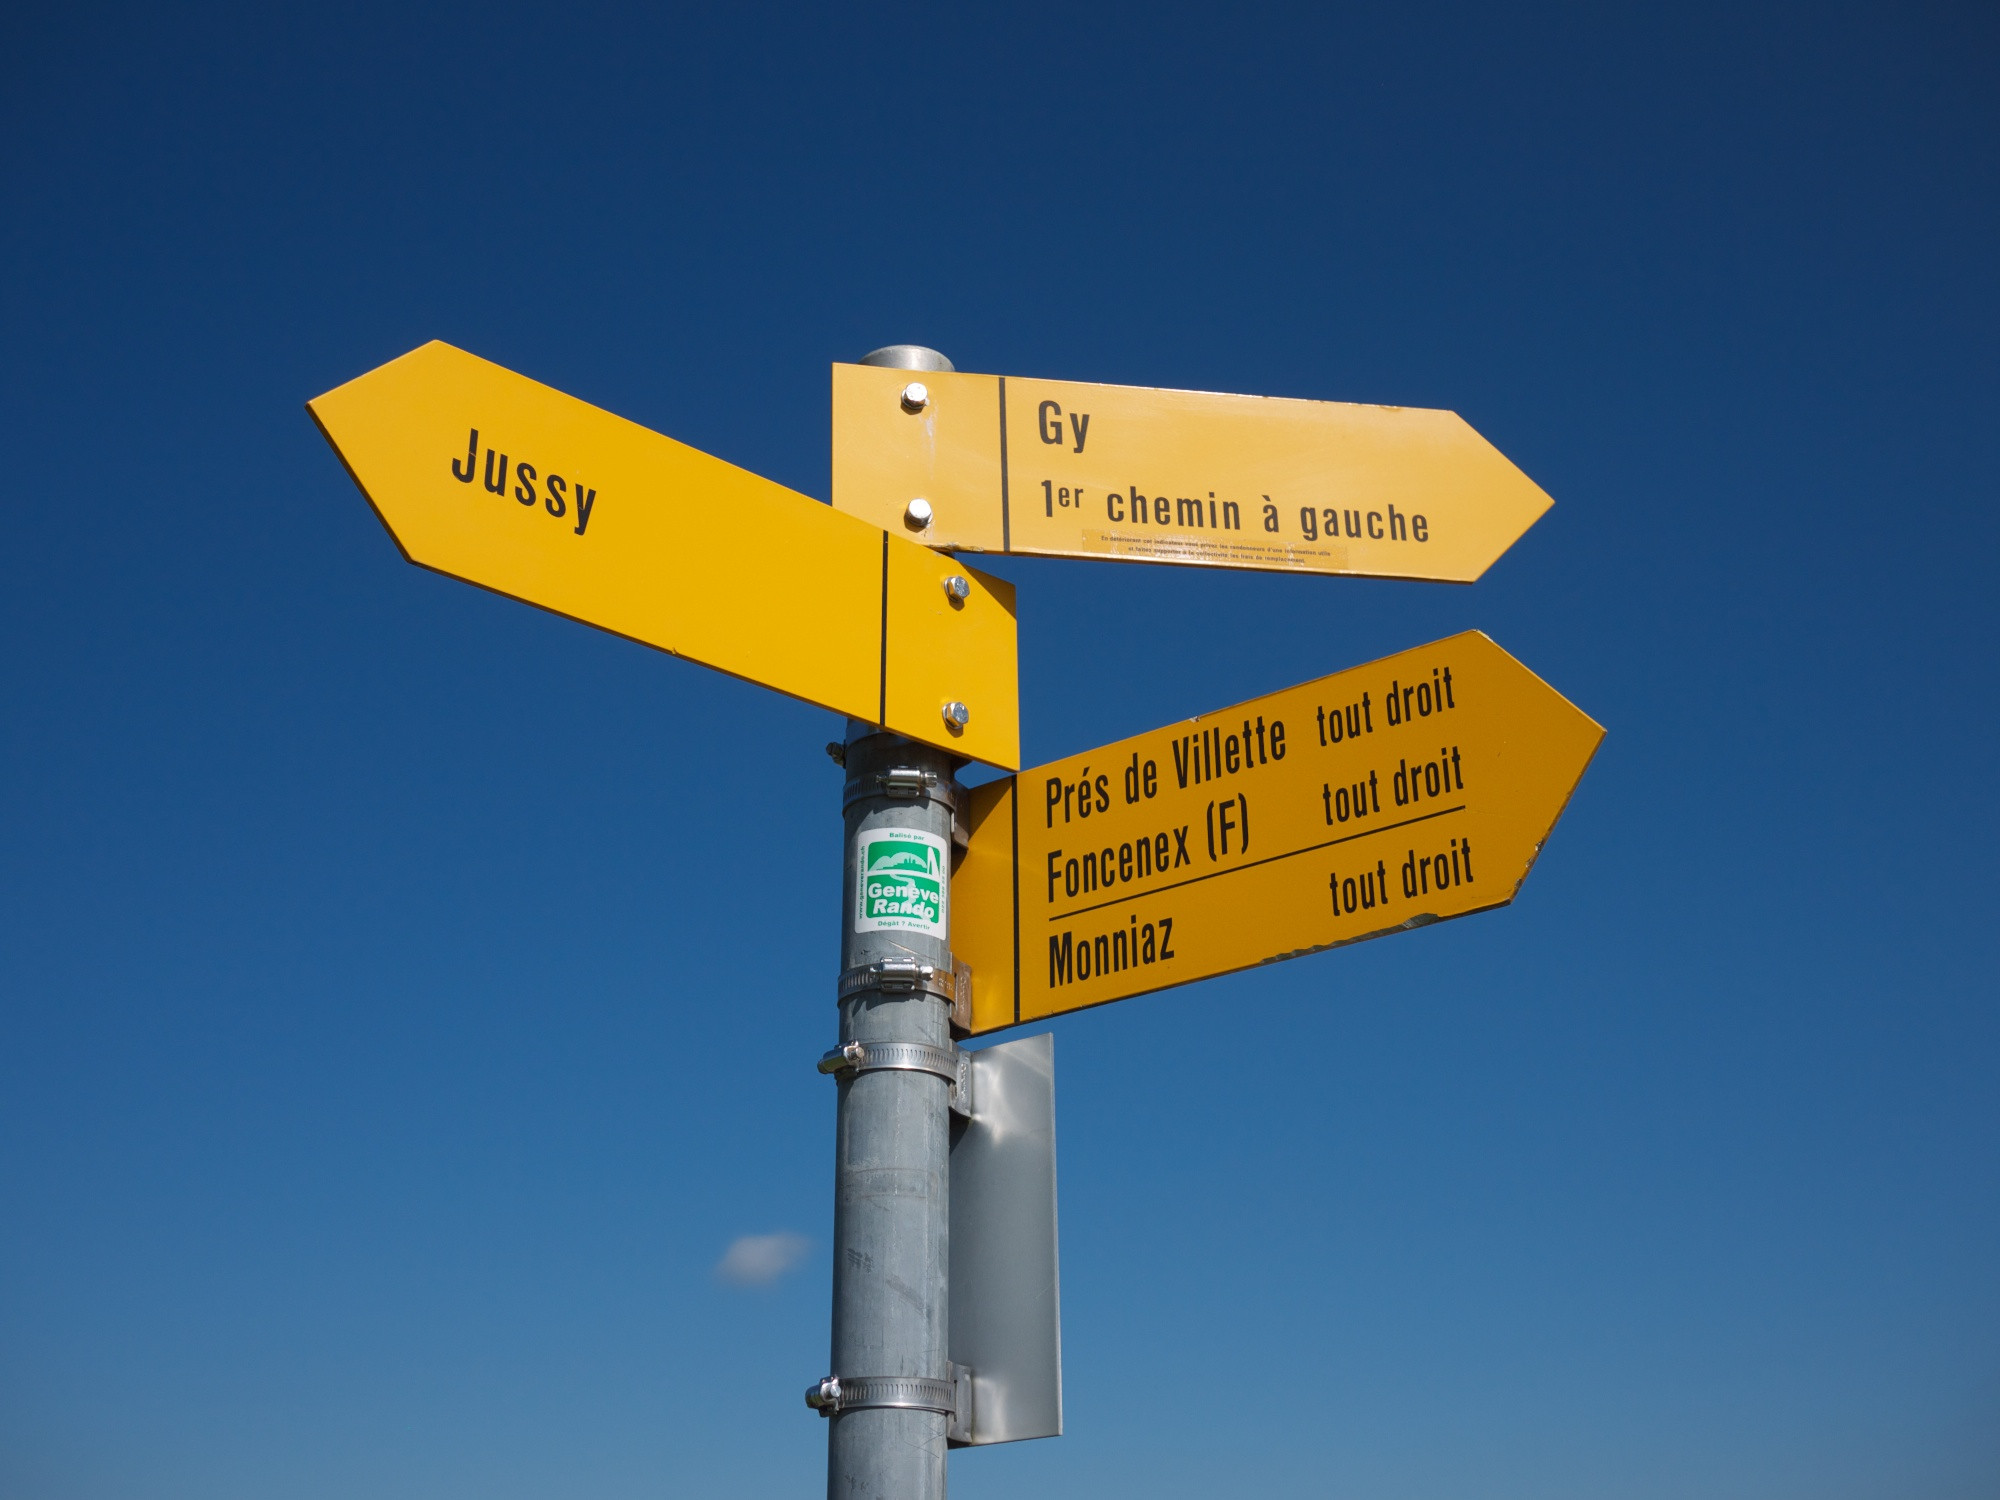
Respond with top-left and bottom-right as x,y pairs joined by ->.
310,342 -> 1020,768
950,632 -> 1601,1032
833,364 -> 1551,581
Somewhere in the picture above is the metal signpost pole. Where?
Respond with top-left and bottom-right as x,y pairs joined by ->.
817,345 -> 961,1500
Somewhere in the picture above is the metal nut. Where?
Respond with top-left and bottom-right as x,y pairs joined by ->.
905,497 -> 934,529
941,701 -> 970,728
900,382 -> 930,413
943,575 -> 971,602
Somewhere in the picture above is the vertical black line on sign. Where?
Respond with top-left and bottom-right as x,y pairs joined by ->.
877,529 -> 889,727
1010,775 -> 1021,1024
997,377 -> 1011,553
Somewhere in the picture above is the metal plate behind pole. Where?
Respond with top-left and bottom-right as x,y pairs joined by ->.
948,1031 -> 1061,1446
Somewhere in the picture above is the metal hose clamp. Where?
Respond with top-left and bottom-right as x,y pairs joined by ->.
838,955 -> 974,1033
806,1370 -> 969,1438
838,955 -> 956,1004
818,1039 -> 972,1119
842,766 -> 957,813
841,766 -> 970,851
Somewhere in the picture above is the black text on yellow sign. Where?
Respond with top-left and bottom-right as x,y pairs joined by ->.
950,632 -> 1602,1033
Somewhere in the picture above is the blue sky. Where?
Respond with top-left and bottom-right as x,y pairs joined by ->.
1,4 -> 1995,1496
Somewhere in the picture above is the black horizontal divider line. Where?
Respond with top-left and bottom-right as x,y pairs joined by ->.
1045,804 -> 1466,922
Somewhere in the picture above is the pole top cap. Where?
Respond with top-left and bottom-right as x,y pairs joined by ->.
859,345 -> 954,373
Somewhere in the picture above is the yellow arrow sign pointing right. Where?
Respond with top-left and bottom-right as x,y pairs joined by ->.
834,364 -> 1553,581
950,632 -> 1601,1032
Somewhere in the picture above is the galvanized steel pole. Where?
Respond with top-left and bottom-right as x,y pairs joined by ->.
825,344 -> 959,1500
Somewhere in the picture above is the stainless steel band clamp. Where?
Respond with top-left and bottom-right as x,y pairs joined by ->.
837,955 -> 973,1034
818,1039 -> 972,1119
806,1368 -> 972,1441
837,955 -> 958,1004
841,764 -> 957,812
805,1373 -> 951,1415
841,764 -> 970,852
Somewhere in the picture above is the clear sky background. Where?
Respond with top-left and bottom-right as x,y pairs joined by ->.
2,4 -> 1995,1497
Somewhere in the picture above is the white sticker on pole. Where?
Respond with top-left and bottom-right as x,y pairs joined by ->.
855,829 -> 950,937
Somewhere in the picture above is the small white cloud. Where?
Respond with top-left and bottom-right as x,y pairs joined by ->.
716,1231 -> 810,1287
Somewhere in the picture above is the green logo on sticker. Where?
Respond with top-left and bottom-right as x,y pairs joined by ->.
860,835 -> 945,930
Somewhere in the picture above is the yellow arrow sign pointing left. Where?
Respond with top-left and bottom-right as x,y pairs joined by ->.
309,341 -> 1021,768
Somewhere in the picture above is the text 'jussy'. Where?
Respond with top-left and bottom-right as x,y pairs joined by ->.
451,428 -> 598,536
